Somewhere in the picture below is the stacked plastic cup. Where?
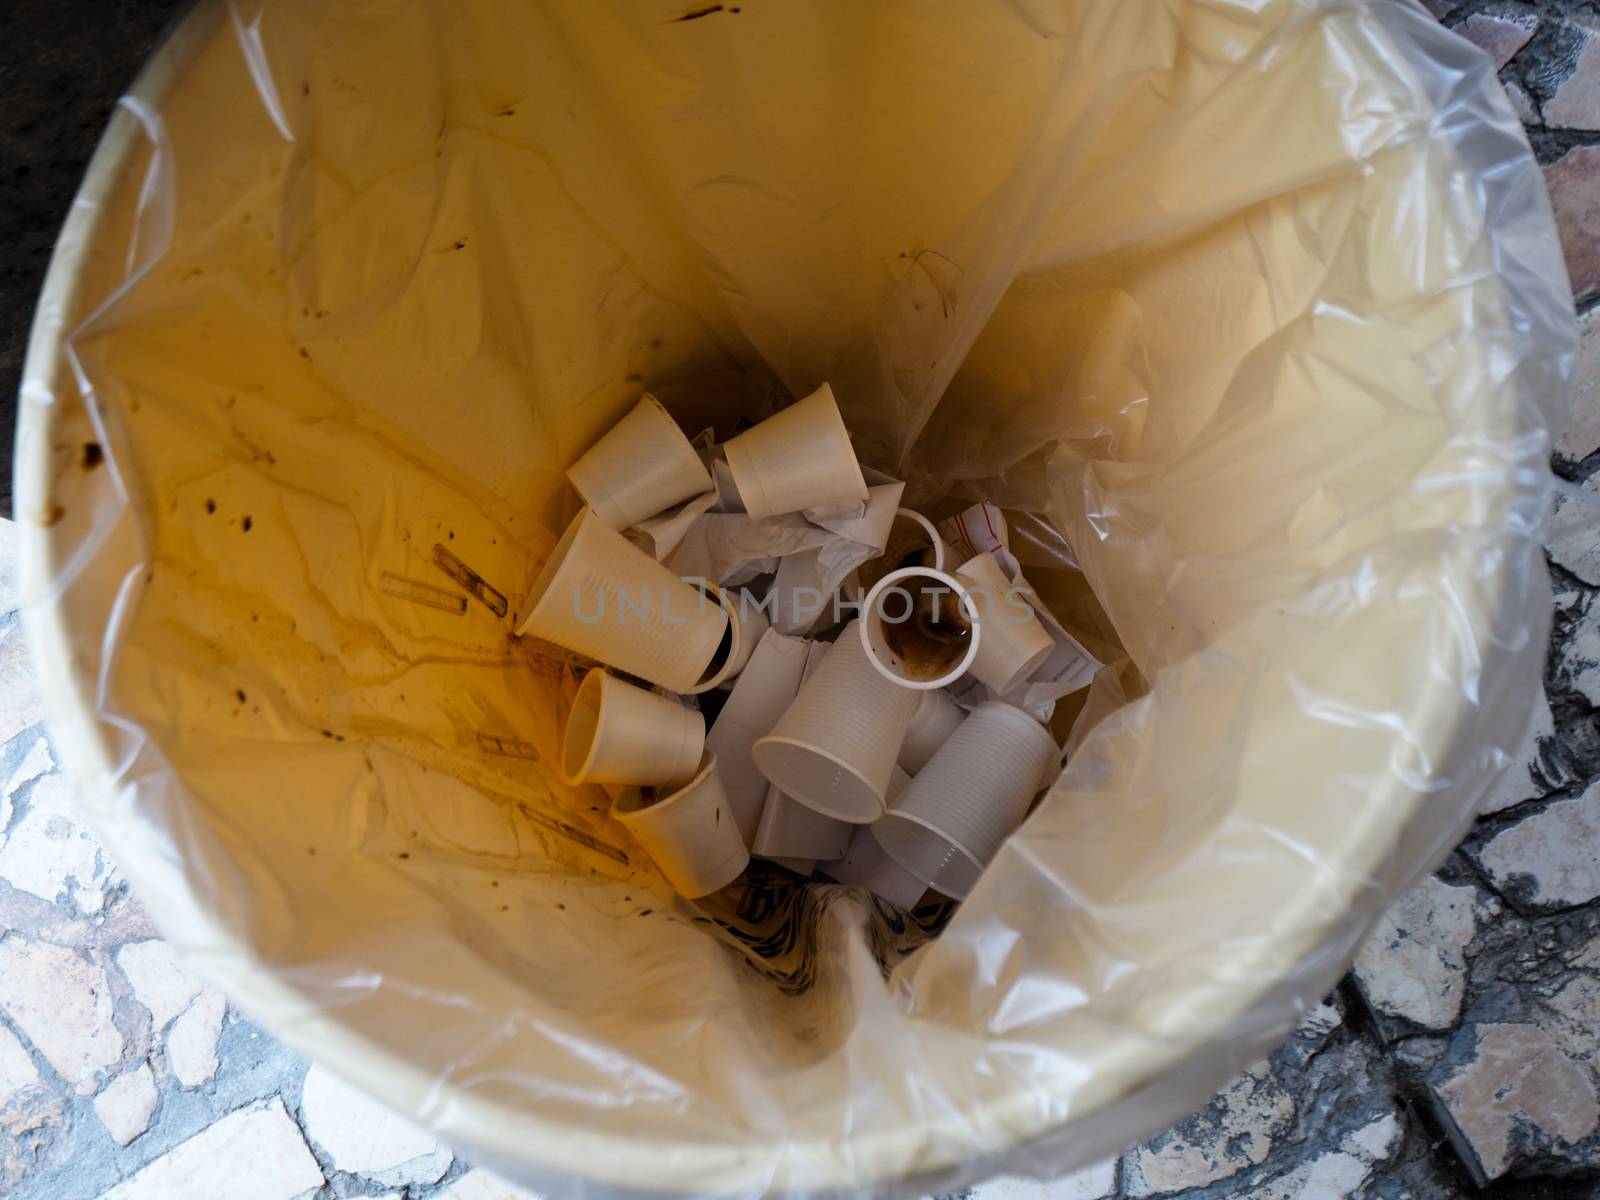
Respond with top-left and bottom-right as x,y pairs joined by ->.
721,383 -> 869,520
561,670 -> 704,788
821,768 -> 927,908
515,508 -> 728,693
873,702 -> 1059,899
858,566 -> 981,691
898,687 -> 966,773
566,395 -> 714,530
956,551 -> 1054,695
752,621 -> 920,822
752,784 -> 853,862
685,583 -> 772,694
702,630 -> 811,843
611,756 -> 749,899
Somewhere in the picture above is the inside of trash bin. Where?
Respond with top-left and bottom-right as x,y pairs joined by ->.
31,0 -> 1567,1190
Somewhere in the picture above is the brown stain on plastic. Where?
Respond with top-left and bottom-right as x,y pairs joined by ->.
81,442 -> 103,471
882,587 -> 971,680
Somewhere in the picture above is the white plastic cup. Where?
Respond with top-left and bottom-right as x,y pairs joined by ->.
685,583 -> 772,694
567,395 -> 714,530
722,383 -> 869,520
855,508 -> 949,596
516,508 -> 729,693
859,566 -> 981,691
611,756 -> 750,899
873,702 -> 1059,900
956,551 -> 1055,695
561,669 -> 704,788
702,630 -> 812,843
752,622 -> 920,823
824,824 -> 928,910
752,784 -> 853,862
898,687 -> 966,774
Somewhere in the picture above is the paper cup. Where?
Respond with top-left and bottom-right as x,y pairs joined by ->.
752,622 -> 919,823
611,756 -> 750,899
956,551 -> 1055,695
516,508 -> 729,693
752,784 -> 853,862
562,669 -> 704,788
859,566 -> 981,691
722,383 -> 869,520
685,583 -> 771,694
898,687 -> 965,774
873,702 -> 1058,900
567,395 -> 714,530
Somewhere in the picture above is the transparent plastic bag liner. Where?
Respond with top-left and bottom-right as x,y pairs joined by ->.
18,0 -> 1572,1196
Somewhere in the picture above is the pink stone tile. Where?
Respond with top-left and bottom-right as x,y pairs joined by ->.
1455,10 -> 1539,72
1543,145 -> 1600,299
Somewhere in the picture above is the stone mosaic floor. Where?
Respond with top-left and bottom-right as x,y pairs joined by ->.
3,1 -> 1600,1197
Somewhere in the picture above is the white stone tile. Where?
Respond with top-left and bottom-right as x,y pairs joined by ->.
0,517 -> 18,614
1341,1112 -> 1402,1160
94,1063 -> 158,1146
437,1169 -> 546,1200
0,778 -> 109,909
116,941 -> 203,1031
1474,782 -> 1600,909
1480,693 -> 1556,815
1246,1150 -> 1368,1200
1352,876 -> 1495,1029
969,1158 -> 1116,1200
98,1097 -> 324,1200
4,735 -> 53,798
1548,475 -> 1600,586
0,1022 -> 40,1108
166,989 -> 225,1089
299,1063 -> 452,1188
1124,1067 -> 1293,1196
0,623 -> 44,748
1433,1023 -> 1600,1181
1563,308 -> 1600,462
0,937 -> 123,1092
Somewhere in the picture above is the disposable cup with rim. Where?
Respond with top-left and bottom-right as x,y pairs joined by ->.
722,383 -> 869,520
855,508 -> 948,595
567,395 -> 714,530
702,629 -> 810,843
898,687 -> 965,774
611,756 -> 749,899
562,669 -> 704,788
515,508 -> 728,693
859,566 -> 981,691
752,622 -> 919,823
956,551 -> 1055,695
752,783 -> 853,862
685,583 -> 771,694
873,701 -> 1059,900
825,823 -> 928,910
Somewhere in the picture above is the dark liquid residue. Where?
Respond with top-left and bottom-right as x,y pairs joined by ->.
881,586 -> 971,680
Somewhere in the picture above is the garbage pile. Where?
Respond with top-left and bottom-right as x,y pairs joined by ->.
516,385 -> 1099,905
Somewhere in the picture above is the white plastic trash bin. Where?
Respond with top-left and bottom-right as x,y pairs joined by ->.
16,1 -> 1574,1196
